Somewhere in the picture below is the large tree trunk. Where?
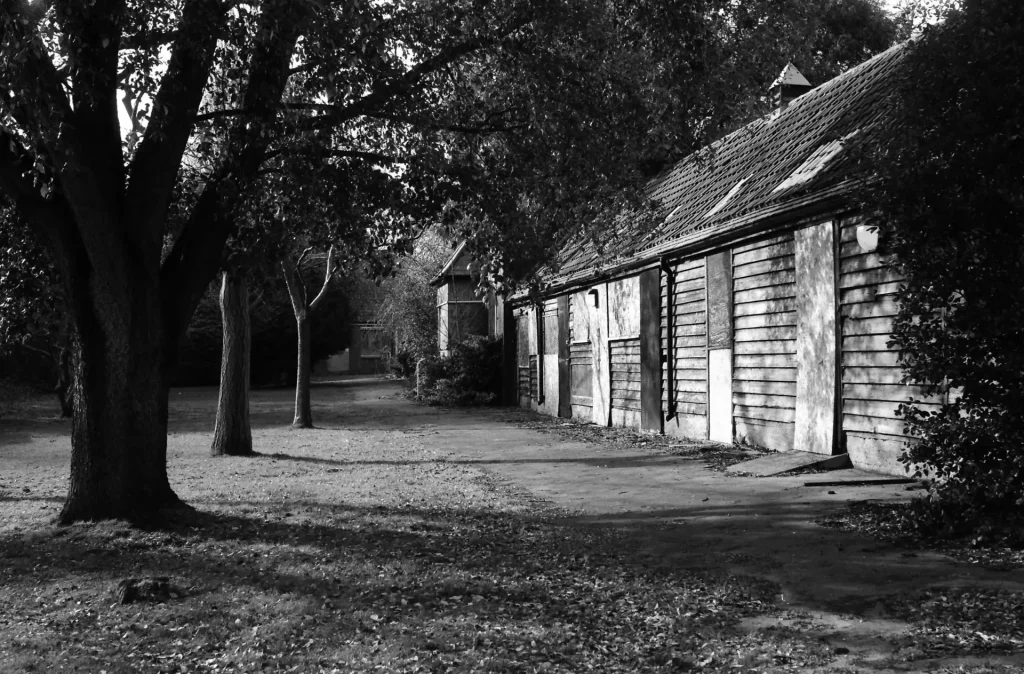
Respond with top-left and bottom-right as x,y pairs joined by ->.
58,282 -> 183,525
293,311 -> 313,428
211,270 -> 253,456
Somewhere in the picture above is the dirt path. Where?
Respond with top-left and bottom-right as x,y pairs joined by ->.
2,377 -> 1023,672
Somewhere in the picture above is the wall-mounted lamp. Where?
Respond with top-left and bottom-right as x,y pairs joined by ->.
856,224 -> 878,253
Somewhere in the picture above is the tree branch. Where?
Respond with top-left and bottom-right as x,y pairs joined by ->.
308,245 -> 335,312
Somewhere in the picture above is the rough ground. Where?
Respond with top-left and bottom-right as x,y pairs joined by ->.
1,377 -> 1022,673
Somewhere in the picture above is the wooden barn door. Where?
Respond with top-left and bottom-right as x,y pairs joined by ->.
794,222 -> 838,454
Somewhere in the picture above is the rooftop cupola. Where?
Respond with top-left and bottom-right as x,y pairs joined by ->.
770,63 -> 813,111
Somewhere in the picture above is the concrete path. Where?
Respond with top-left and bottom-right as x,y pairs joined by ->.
332,378 -> 1024,670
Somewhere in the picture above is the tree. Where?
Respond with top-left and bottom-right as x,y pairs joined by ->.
0,0 -> 899,523
863,0 -> 1024,519
0,201 -> 73,415
210,264 -> 253,456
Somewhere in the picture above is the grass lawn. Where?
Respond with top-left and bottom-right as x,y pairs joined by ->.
1,381 -> 1022,673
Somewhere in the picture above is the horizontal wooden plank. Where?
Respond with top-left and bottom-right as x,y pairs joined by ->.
676,310 -> 707,326
610,346 -> 642,356
733,391 -> 796,409
842,334 -> 897,352
843,397 -> 941,419
841,350 -> 902,368
733,269 -> 797,292
733,255 -> 796,280
675,401 -> 708,416
840,282 -> 903,304
673,288 -> 705,305
612,380 -> 643,392
675,391 -> 708,404
734,366 -> 797,382
734,353 -> 796,369
733,241 -> 794,267
734,339 -> 796,356
734,404 -> 796,423
842,413 -> 909,437
839,268 -> 902,290
671,338 -> 708,351
733,379 -> 797,396
735,326 -> 797,342
839,223 -> 860,243
734,311 -> 797,330
611,401 -> 643,412
611,367 -> 642,377
570,396 -> 593,406
673,277 -> 705,294
671,323 -> 707,337
843,383 -> 943,404
842,316 -> 894,337
676,368 -> 709,383
734,284 -> 796,305
840,252 -> 898,274
673,259 -> 705,275
735,417 -> 794,451
842,366 -> 907,385
841,297 -> 900,319
675,379 -> 708,393
612,389 -> 642,401
673,346 -> 707,359
732,232 -> 792,254
734,297 -> 795,318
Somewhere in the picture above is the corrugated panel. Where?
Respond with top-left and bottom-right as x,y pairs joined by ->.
838,218 -> 940,447
610,338 -> 642,411
731,232 -> 797,448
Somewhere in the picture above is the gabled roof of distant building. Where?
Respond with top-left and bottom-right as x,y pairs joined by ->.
544,41 -> 906,290
430,241 -> 470,287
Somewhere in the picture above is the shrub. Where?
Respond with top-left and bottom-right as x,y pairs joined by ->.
417,335 -> 502,406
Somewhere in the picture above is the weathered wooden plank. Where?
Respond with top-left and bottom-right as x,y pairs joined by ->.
842,366 -> 907,385
841,297 -> 900,319
842,413 -> 908,436
676,368 -> 709,382
734,353 -> 796,369
734,297 -> 796,318
839,223 -> 859,243
842,334 -> 897,352
733,392 -> 797,409
733,241 -> 795,266
673,258 -> 705,274
611,379 -> 643,391
839,267 -> 902,290
734,284 -> 796,306
840,252 -> 898,274
843,397 -> 941,419
675,312 -> 707,328
672,337 -> 707,350
673,288 -> 705,306
843,383 -> 943,404
673,276 -> 705,294
734,417 -> 795,451
674,346 -> 707,359
675,356 -> 708,368
734,366 -> 798,382
734,339 -> 796,355
735,404 -> 796,423
610,366 -> 642,377
675,402 -> 708,416
840,282 -> 903,304
734,311 -> 797,330
675,379 -> 708,393
733,379 -> 797,396
735,326 -> 798,342
733,255 -> 796,280
842,316 -> 894,337
841,350 -> 902,368
733,269 -> 797,293
733,232 -> 792,254
676,391 -> 708,404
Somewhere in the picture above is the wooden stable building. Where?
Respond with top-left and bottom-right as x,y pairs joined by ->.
508,45 -> 935,475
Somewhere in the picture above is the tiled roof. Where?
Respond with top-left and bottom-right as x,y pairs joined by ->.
546,42 -> 906,288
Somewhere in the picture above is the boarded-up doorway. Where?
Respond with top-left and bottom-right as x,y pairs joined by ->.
794,222 -> 837,454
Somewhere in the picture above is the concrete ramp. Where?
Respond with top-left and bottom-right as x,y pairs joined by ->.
725,451 -> 851,476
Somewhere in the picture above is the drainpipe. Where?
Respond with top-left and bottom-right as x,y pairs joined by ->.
660,257 -> 675,421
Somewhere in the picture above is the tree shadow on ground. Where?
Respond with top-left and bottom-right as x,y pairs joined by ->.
258,450 -> 694,468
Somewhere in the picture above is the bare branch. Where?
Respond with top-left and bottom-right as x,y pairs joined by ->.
308,245 -> 336,312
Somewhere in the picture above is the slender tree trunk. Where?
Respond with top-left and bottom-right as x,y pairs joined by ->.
212,270 -> 253,455
58,282 -> 183,525
55,346 -> 73,418
293,311 -> 312,428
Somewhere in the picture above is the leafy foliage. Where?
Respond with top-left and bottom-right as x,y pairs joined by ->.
417,335 -> 503,406
862,0 -> 1024,519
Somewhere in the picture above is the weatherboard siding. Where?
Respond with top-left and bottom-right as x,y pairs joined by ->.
838,218 -> 935,473
731,232 -> 798,450
662,258 -> 709,440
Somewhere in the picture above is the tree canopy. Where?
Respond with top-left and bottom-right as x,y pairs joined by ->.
863,0 -> 1024,518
